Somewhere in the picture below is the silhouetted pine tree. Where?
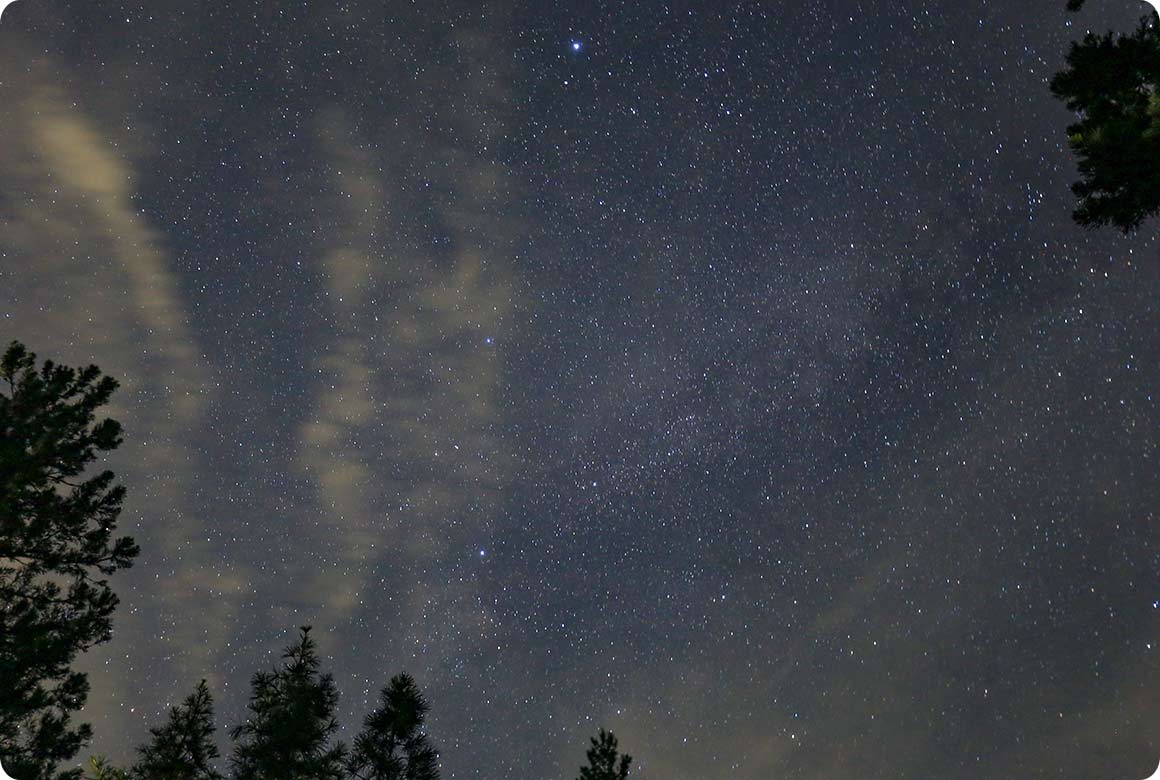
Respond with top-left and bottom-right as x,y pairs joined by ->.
1050,6 -> 1160,232
83,756 -> 127,780
133,680 -> 222,780
346,674 -> 439,780
231,626 -> 346,780
0,342 -> 139,780
576,730 -> 631,780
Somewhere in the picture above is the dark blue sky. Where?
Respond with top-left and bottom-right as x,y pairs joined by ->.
0,1 -> 1157,778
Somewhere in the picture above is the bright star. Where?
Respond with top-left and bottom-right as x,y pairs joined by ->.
571,40 -> 582,52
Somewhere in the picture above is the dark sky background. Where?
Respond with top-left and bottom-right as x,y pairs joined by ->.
1,0 -> 1158,778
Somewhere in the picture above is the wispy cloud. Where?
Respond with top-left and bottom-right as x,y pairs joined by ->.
290,24 -> 522,686
0,69 -> 241,746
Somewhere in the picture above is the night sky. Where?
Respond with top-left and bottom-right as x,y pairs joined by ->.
1,0 -> 1158,778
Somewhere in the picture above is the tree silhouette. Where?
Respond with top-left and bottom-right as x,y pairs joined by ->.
133,680 -> 223,780
1050,7 -> 1160,232
0,342 -> 139,780
576,729 -> 631,780
83,756 -> 127,780
346,673 -> 440,780
231,626 -> 346,780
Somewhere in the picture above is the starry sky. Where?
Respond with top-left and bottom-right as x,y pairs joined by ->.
1,0 -> 1158,778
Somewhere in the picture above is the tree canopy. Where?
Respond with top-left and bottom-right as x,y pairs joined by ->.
576,730 -> 631,780
0,342 -> 139,780
230,627 -> 347,780
346,674 -> 440,780
133,681 -> 223,780
1050,5 -> 1160,232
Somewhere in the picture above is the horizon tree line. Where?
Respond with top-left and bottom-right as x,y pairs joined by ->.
0,341 -> 633,780
83,626 -> 441,780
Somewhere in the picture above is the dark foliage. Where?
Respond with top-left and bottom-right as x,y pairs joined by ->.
1050,8 -> 1160,232
133,680 -> 223,780
83,756 -> 127,780
346,674 -> 439,780
576,730 -> 631,780
231,626 -> 347,780
0,342 -> 139,780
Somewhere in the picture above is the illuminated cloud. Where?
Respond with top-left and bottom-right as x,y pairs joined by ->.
291,26 -> 521,681
0,63 -> 242,748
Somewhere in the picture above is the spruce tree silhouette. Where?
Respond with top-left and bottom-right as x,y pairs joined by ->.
133,680 -> 223,780
231,627 -> 346,780
82,757 -> 127,780
576,730 -> 631,780
1050,4 -> 1160,232
346,674 -> 440,780
0,342 -> 139,780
